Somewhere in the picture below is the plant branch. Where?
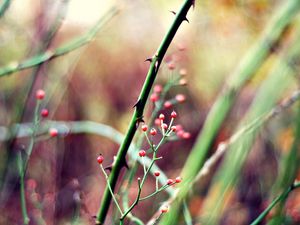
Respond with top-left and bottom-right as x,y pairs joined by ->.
95,1 -> 194,224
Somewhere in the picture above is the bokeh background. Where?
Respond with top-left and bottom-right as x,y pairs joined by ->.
0,0 -> 300,224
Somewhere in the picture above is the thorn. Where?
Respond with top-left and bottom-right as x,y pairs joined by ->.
184,17 -> 189,23
169,10 -> 176,15
145,57 -> 152,62
135,116 -> 145,129
133,99 -> 141,108
104,165 -> 112,172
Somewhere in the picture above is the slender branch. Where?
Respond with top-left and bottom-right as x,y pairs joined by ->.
95,1 -> 194,224
0,0 -> 10,17
0,7 -> 118,77
250,182 -> 300,225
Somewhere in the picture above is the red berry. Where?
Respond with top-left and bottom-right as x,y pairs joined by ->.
175,177 -> 182,183
177,130 -> 184,138
154,118 -> 161,126
97,155 -> 104,164
162,123 -> 168,130
164,101 -> 172,108
36,89 -> 45,100
154,171 -> 160,177
150,128 -> 157,136
161,205 -> 169,213
175,94 -> 186,103
150,93 -> 159,102
171,111 -> 177,118
171,126 -> 177,132
154,84 -> 163,93
167,179 -> 174,185
139,150 -> 146,157
168,62 -> 175,70
182,132 -> 191,139
159,114 -> 165,120
141,124 -> 148,132
49,128 -> 58,137
41,109 -> 49,117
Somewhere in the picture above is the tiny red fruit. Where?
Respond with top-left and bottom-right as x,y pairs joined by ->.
175,94 -> 186,103
139,150 -> 146,157
49,128 -> 58,137
154,84 -> 163,93
150,93 -> 159,102
41,109 -> 49,117
162,123 -> 168,130
167,179 -> 174,185
168,62 -> 175,70
97,155 -> 104,164
164,101 -> 172,109
171,126 -> 177,132
182,132 -> 191,139
150,128 -> 157,136
154,171 -> 160,177
171,111 -> 177,118
36,89 -> 45,100
159,114 -> 165,120
175,177 -> 182,183
154,118 -> 161,126
161,205 -> 169,213
141,124 -> 148,132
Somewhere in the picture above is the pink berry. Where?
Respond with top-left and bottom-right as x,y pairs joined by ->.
162,123 -> 168,130
97,155 -> 104,164
154,171 -> 160,177
150,128 -> 157,136
49,128 -> 58,137
141,124 -> 148,132
171,111 -> 177,118
167,179 -> 174,185
175,94 -> 186,103
177,130 -> 184,138
150,93 -> 159,102
182,132 -> 191,139
171,126 -> 177,132
154,84 -> 163,93
161,205 -> 169,213
159,114 -> 165,120
179,78 -> 187,86
41,109 -> 49,117
179,68 -> 187,76
154,118 -> 161,126
164,101 -> 172,108
168,62 -> 176,70
139,150 -> 146,157
175,177 -> 182,183
36,89 -> 45,100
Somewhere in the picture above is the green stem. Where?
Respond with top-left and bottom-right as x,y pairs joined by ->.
0,0 -> 10,17
250,182 -> 300,225
95,1 -> 194,224
0,7 -> 118,77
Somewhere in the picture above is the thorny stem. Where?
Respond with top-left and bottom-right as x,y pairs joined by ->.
96,1 -> 194,224
250,182 -> 300,225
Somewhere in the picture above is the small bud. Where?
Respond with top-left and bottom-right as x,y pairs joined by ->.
159,114 -> 165,120
154,118 -> 161,126
97,155 -> 104,164
175,94 -> 186,103
175,177 -> 182,183
141,124 -> 148,132
150,93 -> 159,102
167,179 -> 174,185
164,101 -> 172,109
41,109 -> 49,117
168,62 -> 176,70
49,128 -> 58,137
179,78 -> 187,86
177,130 -> 184,138
36,89 -> 45,100
161,205 -> 169,213
162,123 -> 168,130
154,171 -> 160,177
171,111 -> 177,118
182,132 -> 191,139
139,150 -> 146,157
154,84 -> 163,93
150,128 -> 157,136
171,126 -> 177,132
179,68 -> 187,76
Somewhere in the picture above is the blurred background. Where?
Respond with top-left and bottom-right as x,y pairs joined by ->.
0,0 -> 300,224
